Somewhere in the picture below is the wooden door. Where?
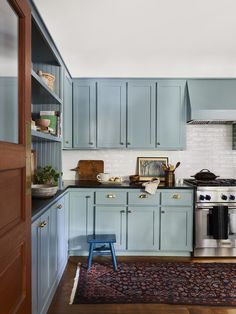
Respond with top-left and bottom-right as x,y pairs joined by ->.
0,0 -> 31,313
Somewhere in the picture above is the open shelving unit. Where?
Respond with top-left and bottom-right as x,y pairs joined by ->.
31,14 -> 63,173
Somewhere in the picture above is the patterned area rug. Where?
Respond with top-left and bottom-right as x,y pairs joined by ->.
71,261 -> 236,305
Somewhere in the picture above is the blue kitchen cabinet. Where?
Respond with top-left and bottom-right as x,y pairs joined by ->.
69,190 -> 94,255
160,207 -> 193,251
32,195 -> 68,314
97,80 -> 126,148
95,206 -> 126,250
156,80 -> 186,150
127,80 -> 155,148
73,79 -> 96,148
127,206 -> 159,251
63,71 -> 73,148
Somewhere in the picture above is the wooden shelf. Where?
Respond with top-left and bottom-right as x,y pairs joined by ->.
31,69 -> 62,105
31,129 -> 62,142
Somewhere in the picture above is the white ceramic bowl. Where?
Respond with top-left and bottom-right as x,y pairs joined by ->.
32,184 -> 58,198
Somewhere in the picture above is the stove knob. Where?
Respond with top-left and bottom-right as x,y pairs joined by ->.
205,194 -> 211,201
229,195 -> 235,201
199,195 -> 205,201
221,194 -> 228,201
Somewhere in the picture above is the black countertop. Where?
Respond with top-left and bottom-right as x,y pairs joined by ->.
32,180 -> 194,221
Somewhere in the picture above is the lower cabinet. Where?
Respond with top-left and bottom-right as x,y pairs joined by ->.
68,190 -> 94,255
32,194 -> 68,314
95,206 -> 126,250
160,207 -> 193,251
127,206 -> 159,251
67,188 -> 193,256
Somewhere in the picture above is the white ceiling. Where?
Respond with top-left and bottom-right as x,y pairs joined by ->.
34,0 -> 236,77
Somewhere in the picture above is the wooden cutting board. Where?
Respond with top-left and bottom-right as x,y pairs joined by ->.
71,160 -> 104,181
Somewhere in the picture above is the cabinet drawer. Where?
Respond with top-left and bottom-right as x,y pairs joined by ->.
161,190 -> 193,206
128,191 -> 160,205
95,191 -> 126,205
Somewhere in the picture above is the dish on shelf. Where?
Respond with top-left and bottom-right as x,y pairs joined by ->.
98,180 -> 123,185
32,184 -> 58,198
97,177 -> 123,185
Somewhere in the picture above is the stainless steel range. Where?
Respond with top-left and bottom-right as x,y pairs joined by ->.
184,179 -> 236,257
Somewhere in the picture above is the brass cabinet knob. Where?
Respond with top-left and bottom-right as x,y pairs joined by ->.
157,142 -> 160,145
139,193 -> 147,199
172,194 -> 181,199
127,142 -> 131,145
57,204 -> 62,209
89,142 -> 93,145
107,194 -> 116,199
128,210 -> 132,213
120,142 -> 124,145
161,210 -> 165,214
120,210 -> 125,213
65,140 -> 69,144
39,221 -> 47,228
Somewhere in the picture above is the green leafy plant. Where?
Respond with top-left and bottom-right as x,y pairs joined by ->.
34,165 -> 60,185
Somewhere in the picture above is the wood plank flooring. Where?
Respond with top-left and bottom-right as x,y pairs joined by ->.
47,257 -> 236,314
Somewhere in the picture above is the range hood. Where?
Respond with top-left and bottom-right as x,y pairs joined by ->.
187,79 -> 236,124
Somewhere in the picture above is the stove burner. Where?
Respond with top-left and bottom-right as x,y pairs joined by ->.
184,178 -> 236,187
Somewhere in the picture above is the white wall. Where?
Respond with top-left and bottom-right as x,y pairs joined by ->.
34,0 -> 236,77
62,125 -> 236,181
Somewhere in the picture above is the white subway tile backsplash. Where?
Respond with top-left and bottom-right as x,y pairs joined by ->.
62,125 -> 236,180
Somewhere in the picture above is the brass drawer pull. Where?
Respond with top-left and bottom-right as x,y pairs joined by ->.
172,194 -> 181,199
39,221 -> 47,228
107,194 -> 116,199
139,194 -> 147,199
57,204 -> 62,209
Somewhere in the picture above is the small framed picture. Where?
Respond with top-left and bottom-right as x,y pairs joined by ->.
138,157 -> 168,181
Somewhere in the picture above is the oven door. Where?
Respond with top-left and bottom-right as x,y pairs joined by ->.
195,205 -> 236,249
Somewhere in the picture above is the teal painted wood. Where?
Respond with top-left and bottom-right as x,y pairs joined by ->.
69,191 -> 94,253
160,207 -> 193,251
63,72 -> 73,148
128,191 -> 160,206
97,80 -> 126,148
127,207 -> 159,251
73,79 -> 96,148
56,197 -> 67,272
95,190 -> 127,205
156,80 -> 186,150
127,80 -> 155,148
49,205 -> 58,287
95,206 -> 126,250
161,190 -> 193,206
64,192 -> 69,256
38,210 -> 50,313
32,219 -> 39,314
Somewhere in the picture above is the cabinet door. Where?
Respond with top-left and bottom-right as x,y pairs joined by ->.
38,210 -> 50,313
97,80 -> 126,148
95,206 -> 126,250
63,71 -> 73,148
160,207 -> 193,251
156,80 -> 186,150
32,219 -> 39,314
127,207 -> 159,251
49,204 -> 58,287
73,80 -> 96,148
56,196 -> 66,272
127,80 -> 155,148
69,191 -> 94,253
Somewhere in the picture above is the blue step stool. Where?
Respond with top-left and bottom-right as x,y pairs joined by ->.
87,234 -> 118,271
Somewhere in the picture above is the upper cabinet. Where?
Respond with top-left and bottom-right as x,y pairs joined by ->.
97,80 -> 126,148
63,70 -> 73,148
127,80 -> 156,148
73,79 -> 96,148
156,80 -> 186,150
66,78 -> 187,150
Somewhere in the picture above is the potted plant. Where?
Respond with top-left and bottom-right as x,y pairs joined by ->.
32,165 -> 61,198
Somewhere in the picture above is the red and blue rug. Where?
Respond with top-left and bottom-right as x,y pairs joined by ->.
71,261 -> 236,305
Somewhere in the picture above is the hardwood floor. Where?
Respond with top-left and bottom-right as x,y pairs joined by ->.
48,257 -> 236,314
